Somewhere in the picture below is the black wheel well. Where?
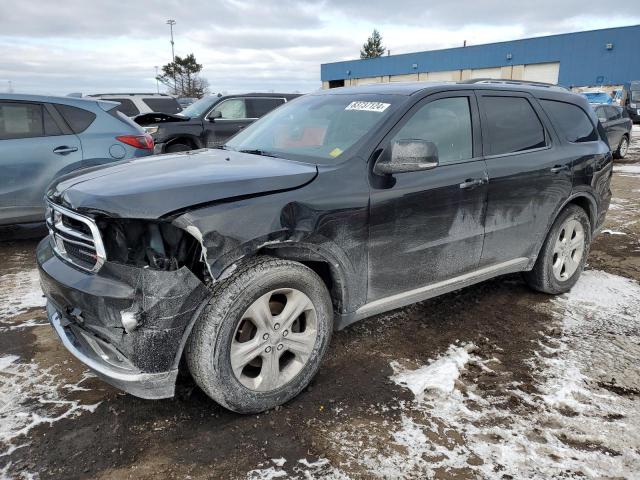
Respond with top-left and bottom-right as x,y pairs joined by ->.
168,136 -> 197,149
565,195 -> 595,231
256,247 -> 346,315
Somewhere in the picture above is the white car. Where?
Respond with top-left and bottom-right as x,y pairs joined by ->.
87,93 -> 182,117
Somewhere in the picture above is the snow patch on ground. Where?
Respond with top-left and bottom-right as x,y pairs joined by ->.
601,229 -> 627,235
0,270 -> 46,319
613,165 -> 640,175
0,355 -> 100,458
246,458 -> 349,479
321,269 -> 640,478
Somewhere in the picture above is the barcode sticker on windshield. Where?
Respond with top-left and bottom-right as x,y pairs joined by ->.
345,101 -> 390,112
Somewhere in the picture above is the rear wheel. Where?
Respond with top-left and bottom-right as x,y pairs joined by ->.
614,135 -> 629,159
524,205 -> 591,294
186,256 -> 333,413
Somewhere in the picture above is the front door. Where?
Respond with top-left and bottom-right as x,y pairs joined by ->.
367,91 -> 488,301
204,98 -> 254,147
476,91 -> 572,266
0,101 -> 82,225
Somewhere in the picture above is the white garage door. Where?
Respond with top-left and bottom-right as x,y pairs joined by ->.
470,67 -> 503,79
522,62 -> 560,84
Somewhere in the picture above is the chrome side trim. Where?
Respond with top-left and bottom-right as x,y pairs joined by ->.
354,257 -> 529,320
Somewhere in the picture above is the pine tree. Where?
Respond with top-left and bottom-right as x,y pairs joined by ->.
360,29 -> 385,59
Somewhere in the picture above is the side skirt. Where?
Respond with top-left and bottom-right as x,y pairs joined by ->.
335,257 -> 529,330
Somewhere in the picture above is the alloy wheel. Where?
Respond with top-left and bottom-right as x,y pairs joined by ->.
551,218 -> 585,281
230,288 -> 318,392
619,137 -> 629,157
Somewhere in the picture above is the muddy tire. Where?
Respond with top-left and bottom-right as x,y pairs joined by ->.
524,205 -> 591,294
186,256 -> 333,414
613,135 -> 629,159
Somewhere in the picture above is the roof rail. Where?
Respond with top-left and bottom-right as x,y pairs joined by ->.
460,78 -> 568,91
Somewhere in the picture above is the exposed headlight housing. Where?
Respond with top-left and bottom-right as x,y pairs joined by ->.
144,126 -> 159,135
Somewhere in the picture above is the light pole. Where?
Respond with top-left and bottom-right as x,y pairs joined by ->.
166,19 -> 177,94
154,66 -> 159,93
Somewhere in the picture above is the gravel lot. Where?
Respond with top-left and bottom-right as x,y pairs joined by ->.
1,126 -> 639,480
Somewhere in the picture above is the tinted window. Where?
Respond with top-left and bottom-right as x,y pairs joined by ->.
482,96 -> 546,155
540,100 -> 598,143
142,97 -> 182,114
54,104 -> 97,133
246,98 -> 285,118
43,108 -> 63,136
108,98 -> 140,117
0,102 -> 44,140
605,106 -> 621,120
392,97 -> 473,164
594,106 -> 608,122
214,98 -> 246,119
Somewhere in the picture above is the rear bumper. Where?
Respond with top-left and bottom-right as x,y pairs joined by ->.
37,237 -> 210,399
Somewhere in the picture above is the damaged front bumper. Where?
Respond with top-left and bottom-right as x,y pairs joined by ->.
36,237 -> 210,399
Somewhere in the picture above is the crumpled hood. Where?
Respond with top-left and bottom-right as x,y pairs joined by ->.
48,149 -> 318,219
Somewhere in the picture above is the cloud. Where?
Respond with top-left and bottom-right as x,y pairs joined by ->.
0,1 -> 637,96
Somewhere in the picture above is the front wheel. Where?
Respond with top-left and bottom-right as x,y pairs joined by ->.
186,256 -> 333,413
523,205 -> 591,294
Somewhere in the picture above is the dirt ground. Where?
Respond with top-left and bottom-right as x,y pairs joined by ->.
1,127 -> 639,480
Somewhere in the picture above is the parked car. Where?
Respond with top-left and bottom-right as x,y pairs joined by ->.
621,81 -> 640,123
38,81 -> 612,413
88,93 -> 182,117
0,94 -> 153,231
134,93 -> 300,153
581,91 -> 612,104
177,97 -> 198,108
592,104 -> 632,158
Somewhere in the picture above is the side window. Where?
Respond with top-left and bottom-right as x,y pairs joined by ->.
482,96 -> 546,155
246,98 -> 285,118
391,97 -> 473,164
54,104 -> 96,133
594,106 -> 608,123
43,108 -> 63,136
142,97 -> 182,114
0,102 -> 44,140
539,100 -> 598,143
213,98 -> 247,119
606,106 -> 621,120
108,98 -> 140,117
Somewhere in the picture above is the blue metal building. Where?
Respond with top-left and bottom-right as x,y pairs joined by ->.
321,25 -> 640,88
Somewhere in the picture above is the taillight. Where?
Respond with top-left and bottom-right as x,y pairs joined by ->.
116,133 -> 154,150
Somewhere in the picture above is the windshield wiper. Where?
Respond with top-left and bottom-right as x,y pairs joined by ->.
237,149 -> 279,158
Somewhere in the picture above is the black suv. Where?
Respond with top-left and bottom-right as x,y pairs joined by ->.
135,92 -> 300,153
37,81 -> 612,413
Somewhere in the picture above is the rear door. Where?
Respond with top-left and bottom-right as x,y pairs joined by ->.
203,97 -> 253,147
0,101 -> 82,225
367,90 -> 488,300
477,91 -> 572,266
604,106 -> 626,148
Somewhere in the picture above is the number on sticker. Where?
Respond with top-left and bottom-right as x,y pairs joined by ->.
345,101 -> 391,113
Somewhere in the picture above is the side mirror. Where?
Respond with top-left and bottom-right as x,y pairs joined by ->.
374,139 -> 439,175
208,110 -> 222,122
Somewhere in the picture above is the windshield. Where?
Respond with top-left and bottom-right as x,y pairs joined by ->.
582,92 -> 612,104
179,96 -> 218,118
225,93 -> 402,162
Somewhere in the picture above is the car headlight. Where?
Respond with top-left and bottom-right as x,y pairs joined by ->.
144,126 -> 159,135
631,103 -> 637,109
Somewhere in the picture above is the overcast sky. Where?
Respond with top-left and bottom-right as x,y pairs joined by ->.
1,1 -> 638,96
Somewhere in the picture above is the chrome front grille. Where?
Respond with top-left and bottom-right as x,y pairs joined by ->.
46,201 -> 106,272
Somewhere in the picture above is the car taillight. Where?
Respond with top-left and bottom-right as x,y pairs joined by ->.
116,133 -> 154,150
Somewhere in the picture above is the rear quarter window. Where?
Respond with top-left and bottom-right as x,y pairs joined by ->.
539,99 -> 598,143
107,98 -> 140,117
142,97 -> 182,114
54,104 -> 97,133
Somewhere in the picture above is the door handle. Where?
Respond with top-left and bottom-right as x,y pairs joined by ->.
550,165 -> 568,173
459,178 -> 485,190
53,146 -> 79,155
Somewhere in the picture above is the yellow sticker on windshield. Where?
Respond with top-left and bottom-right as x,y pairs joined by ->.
329,148 -> 343,158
